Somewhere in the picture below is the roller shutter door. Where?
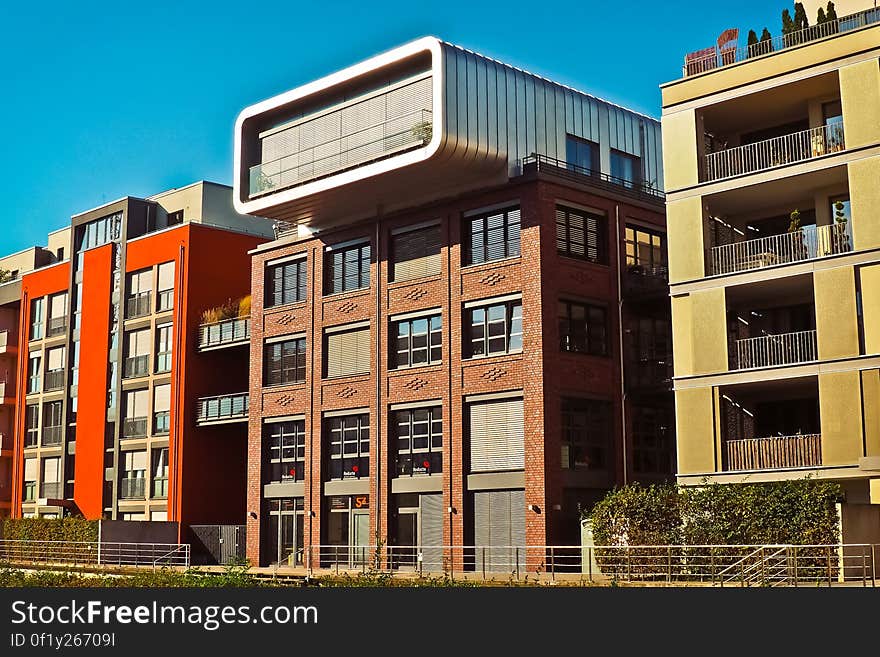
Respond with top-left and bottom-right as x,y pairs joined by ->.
473,489 -> 525,573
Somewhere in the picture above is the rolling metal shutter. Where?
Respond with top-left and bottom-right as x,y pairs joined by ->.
326,327 -> 370,378
392,224 -> 441,281
419,493 -> 443,570
469,398 -> 525,472
473,489 -> 525,572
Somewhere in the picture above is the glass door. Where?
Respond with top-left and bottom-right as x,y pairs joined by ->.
394,511 -> 418,569
351,512 -> 370,566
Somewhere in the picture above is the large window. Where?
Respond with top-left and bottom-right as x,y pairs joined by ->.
326,414 -> 369,480
565,135 -> 599,172
29,297 -> 44,340
120,451 -> 147,499
24,405 -> 39,448
47,293 -> 68,337
625,225 -> 666,271
122,389 -> 149,438
152,448 -> 169,498
632,405 -> 674,475
325,326 -> 370,378
44,346 -> 65,390
266,258 -> 307,307
467,299 -> 522,357
74,212 -> 121,270
469,398 -> 524,472
464,206 -> 521,265
626,317 -> 672,386
27,354 -> 41,394
42,401 -> 63,446
391,315 -> 441,369
391,223 -> 441,281
126,269 -> 153,318
325,242 -> 370,295
155,324 -> 173,373
124,329 -> 150,378
267,420 -> 306,483
265,337 -> 306,386
153,384 -> 170,435
23,458 -> 37,502
157,262 -> 175,312
559,300 -> 607,356
610,150 -> 641,188
394,407 -> 442,476
40,457 -> 62,498
556,205 -> 607,263
561,398 -> 612,471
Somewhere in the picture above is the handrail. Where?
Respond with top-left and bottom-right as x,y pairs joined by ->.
521,153 -> 666,201
198,316 -> 250,349
196,392 -> 249,422
735,329 -> 817,370
725,434 -> 822,471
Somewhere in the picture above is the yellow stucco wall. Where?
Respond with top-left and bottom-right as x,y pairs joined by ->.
661,110 -> 699,192
819,370 -> 864,465
671,295 -> 694,377
861,369 -> 880,457
666,196 -> 705,283
815,266 -> 859,360
675,387 -> 717,474
839,58 -> 880,149
690,288 -> 728,374
848,156 -> 880,250
859,264 -> 880,354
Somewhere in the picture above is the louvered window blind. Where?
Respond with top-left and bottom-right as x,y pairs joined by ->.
555,205 -> 607,263
325,327 -> 370,378
469,398 -> 525,472
465,207 -> 521,265
392,224 -> 441,281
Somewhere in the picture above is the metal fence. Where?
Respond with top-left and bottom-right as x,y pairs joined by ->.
198,317 -> 250,350
521,153 -> 666,202
0,540 -> 190,569
725,434 -> 822,471
735,329 -> 818,370
125,292 -> 152,319
196,393 -> 249,423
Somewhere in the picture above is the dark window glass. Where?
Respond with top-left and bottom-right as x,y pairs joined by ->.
325,243 -> 370,294
394,408 -> 442,476
610,150 -> 641,188
391,315 -> 442,368
326,414 -> 369,480
25,406 -> 39,448
556,206 -> 607,263
265,338 -> 307,386
632,406 -> 674,475
267,420 -> 307,483
467,300 -> 522,357
561,398 -> 611,471
559,300 -> 608,356
565,135 -> 599,173
464,207 -> 520,265
266,259 -> 307,307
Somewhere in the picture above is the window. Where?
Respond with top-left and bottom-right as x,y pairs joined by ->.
632,406 -> 674,475
151,511 -> 168,521
625,225 -> 666,270
265,337 -> 306,385
326,414 -> 369,480
44,345 -> 65,391
167,210 -> 184,226
394,407 -> 442,476
23,458 -> 37,502
157,262 -> 175,312
391,223 -> 441,281
266,258 -> 307,306
468,398 -> 524,472
464,206 -> 520,265
626,317 -> 672,386
47,293 -> 68,336
610,150 -> 641,188
120,451 -> 147,498
391,315 -> 441,368
556,206 -> 607,263
565,135 -> 599,173
267,420 -> 306,483
467,299 -> 522,357
25,405 -> 39,448
30,297 -> 44,340
40,457 -> 62,498
56,247 -> 64,261
123,389 -> 149,438
153,384 -> 170,435
155,324 -> 173,373
124,329 -> 150,378
561,398 -> 611,471
74,212 -> 121,270
42,401 -> 63,446
27,354 -> 41,393
559,300 -> 607,356
152,448 -> 169,498
120,512 -> 147,521
126,269 -> 153,318
325,326 -> 370,378
325,242 -> 370,294
72,282 -> 82,331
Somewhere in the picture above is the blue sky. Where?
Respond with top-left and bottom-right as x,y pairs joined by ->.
1,0 -> 784,254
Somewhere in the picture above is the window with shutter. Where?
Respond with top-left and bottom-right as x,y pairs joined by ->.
556,206 -> 607,263
391,224 -> 441,281
325,242 -> 370,294
464,207 -> 520,265
468,398 -> 525,472
266,258 -> 307,307
325,327 -> 370,378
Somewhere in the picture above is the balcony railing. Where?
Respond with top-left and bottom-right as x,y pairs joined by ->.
39,482 -> 63,499
153,411 -> 170,435
709,223 -> 852,276
198,317 -> 250,350
125,291 -> 152,319
705,123 -> 845,182
152,478 -> 168,498
521,153 -> 666,202
623,264 -> 669,297
119,477 -> 146,499
196,392 -> 249,424
735,330 -> 817,370
41,426 -> 63,446
725,434 -> 822,471
46,317 -> 67,337
44,370 -> 64,391
157,289 -> 174,312
250,108 -> 433,198
122,417 -> 148,439
123,355 -> 149,379
683,7 -> 880,77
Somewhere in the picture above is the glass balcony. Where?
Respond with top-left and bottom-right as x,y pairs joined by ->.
196,392 -> 249,424
125,291 -> 152,319
46,317 -> 67,337
123,355 -> 150,378
119,477 -> 146,499
122,417 -> 148,439
41,426 -> 63,446
44,370 -> 65,391
152,478 -> 168,498
39,482 -> 63,498
198,316 -> 250,351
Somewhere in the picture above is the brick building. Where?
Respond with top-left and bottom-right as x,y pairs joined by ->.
234,37 -> 673,567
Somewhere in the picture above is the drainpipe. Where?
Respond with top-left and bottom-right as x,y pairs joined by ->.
308,248 -> 316,562
13,290 -> 28,517
615,205 -> 628,486
374,217 -> 382,554
172,244 -> 186,542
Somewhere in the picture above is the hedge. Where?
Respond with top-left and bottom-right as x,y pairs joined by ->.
1,517 -> 99,543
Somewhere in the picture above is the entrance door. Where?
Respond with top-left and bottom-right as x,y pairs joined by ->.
351,512 -> 370,566
395,511 -> 418,569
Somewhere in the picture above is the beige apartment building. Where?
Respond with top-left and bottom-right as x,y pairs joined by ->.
662,4 -> 880,537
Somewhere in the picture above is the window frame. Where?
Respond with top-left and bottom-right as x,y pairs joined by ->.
466,299 -> 523,358
464,206 -> 521,266
326,414 -> 370,480
264,337 -> 307,386
266,420 -> 307,483
266,258 -> 307,307
390,314 -> 442,369
393,407 -> 443,477
555,205 -> 608,264
324,242 -> 371,295
558,300 -> 608,357
561,397 -> 612,471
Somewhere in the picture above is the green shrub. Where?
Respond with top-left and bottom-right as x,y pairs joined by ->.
2,517 -> 98,543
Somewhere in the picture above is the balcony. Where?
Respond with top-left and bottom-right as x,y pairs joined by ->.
683,7 -> 880,77
725,434 -> 821,471
23,482 -> 36,502
705,123 -> 845,182
41,426 -> 63,446
521,153 -> 666,202
119,477 -> 146,499
46,317 -> 67,337
623,264 -> 669,298
198,317 -> 250,351
153,411 -> 170,436
123,355 -> 149,379
122,417 -> 148,439
157,289 -> 174,313
709,223 -> 852,276
250,108 -> 434,199
734,329 -> 817,370
152,478 -> 168,498
44,370 -> 64,391
196,392 -> 249,425
125,292 -> 152,319
39,482 -> 63,499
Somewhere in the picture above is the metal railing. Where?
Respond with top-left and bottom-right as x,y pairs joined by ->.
152,478 -> 168,498
705,123 -> 845,181
726,434 -> 822,471
46,316 -> 67,337
153,411 -> 170,435
38,482 -> 63,498
157,289 -> 174,312
623,263 -> 669,296
250,109 -> 433,198
285,543 -> 875,586
123,355 -> 149,378
119,477 -> 146,499
44,369 -> 65,391
0,539 -> 190,568
196,392 -> 249,423
521,153 -> 666,201
735,329 -> 817,370
41,426 -> 63,446
198,316 -> 250,350
125,291 -> 152,319
709,223 -> 852,276
683,7 -> 880,76
122,417 -> 148,439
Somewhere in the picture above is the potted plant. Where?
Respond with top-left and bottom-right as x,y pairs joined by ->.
832,200 -> 850,253
788,209 -> 808,261
411,120 -> 433,145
